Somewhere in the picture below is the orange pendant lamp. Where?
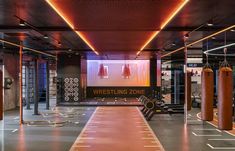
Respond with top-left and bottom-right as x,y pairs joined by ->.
122,64 -> 131,79
98,64 -> 105,78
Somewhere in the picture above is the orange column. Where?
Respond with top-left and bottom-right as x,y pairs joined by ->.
201,67 -> 214,121
218,67 -> 233,130
19,43 -> 23,124
0,70 -> 3,120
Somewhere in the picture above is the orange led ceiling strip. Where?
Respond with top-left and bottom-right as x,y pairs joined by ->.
137,0 -> 189,55
45,0 -> 99,55
161,25 -> 235,58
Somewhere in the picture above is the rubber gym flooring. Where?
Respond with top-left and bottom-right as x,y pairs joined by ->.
1,106 -> 235,151
70,107 -> 164,151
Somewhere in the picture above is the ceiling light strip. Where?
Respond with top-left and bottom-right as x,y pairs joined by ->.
0,39 -> 56,58
45,0 -> 98,55
138,0 -> 189,53
204,43 -> 235,54
161,25 -> 235,58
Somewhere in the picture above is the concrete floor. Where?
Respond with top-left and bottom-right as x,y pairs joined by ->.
0,104 -> 96,151
1,105 -> 235,151
149,109 -> 235,151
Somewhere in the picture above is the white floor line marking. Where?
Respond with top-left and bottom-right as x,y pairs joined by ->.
197,112 -> 235,138
209,139 -> 235,141
207,143 -> 214,149
207,143 -> 235,150
187,119 -> 202,122
11,129 -> 18,133
0,129 -> 16,131
194,129 -> 221,133
69,107 -> 98,151
192,132 -> 221,137
136,107 -> 165,151
206,121 -> 235,137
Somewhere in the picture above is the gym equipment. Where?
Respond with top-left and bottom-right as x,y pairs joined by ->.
4,77 -> 13,89
218,48 -> 233,130
201,62 -> 214,121
218,64 -> 233,130
138,95 -> 184,121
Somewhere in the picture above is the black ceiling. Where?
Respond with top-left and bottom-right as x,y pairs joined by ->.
0,0 -> 234,60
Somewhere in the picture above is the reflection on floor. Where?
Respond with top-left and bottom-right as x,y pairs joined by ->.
0,105 -> 95,151
59,97 -> 142,106
1,106 -> 235,151
149,108 -> 235,151
198,109 -> 235,137
70,107 -> 164,151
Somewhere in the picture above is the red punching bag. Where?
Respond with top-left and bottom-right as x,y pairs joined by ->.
201,66 -> 214,121
218,65 -> 233,130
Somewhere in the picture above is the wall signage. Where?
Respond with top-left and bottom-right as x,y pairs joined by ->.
87,87 -> 151,97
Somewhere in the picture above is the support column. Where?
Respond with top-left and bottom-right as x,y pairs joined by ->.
33,58 -> 39,115
46,61 -> 50,110
156,53 -> 162,100
0,70 -> 3,120
19,43 -> 23,124
150,58 -> 156,98
186,71 -> 192,111
25,62 -> 31,110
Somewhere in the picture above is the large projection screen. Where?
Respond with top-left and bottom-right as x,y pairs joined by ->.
87,60 -> 150,86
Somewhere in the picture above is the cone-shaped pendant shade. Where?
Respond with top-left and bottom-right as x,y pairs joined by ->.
122,64 -> 131,78
98,64 -> 105,78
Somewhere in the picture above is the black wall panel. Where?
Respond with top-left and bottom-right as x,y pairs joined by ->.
57,55 -> 81,104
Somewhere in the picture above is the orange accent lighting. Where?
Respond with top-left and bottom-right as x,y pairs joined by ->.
161,25 -> 235,58
46,0 -> 98,55
139,0 -> 189,54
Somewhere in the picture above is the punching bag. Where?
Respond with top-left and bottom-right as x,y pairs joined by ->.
0,70 -> 3,120
201,67 -> 214,121
218,66 -> 233,130
186,71 -> 192,111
